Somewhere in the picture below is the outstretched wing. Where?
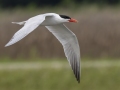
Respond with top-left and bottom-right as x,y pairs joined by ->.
5,15 -> 46,47
46,24 -> 80,83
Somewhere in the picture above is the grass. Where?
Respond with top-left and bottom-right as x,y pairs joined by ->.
0,60 -> 120,90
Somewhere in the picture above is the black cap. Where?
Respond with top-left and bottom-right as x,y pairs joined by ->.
59,15 -> 71,19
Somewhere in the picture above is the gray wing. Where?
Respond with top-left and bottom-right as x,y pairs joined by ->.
5,15 -> 46,47
46,24 -> 80,83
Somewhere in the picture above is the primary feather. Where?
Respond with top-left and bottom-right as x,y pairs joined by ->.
46,24 -> 80,82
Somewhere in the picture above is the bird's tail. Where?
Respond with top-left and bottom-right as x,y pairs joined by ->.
12,21 -> 26,25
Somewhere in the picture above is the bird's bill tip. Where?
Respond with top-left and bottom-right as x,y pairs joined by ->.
68,18 -> 78,23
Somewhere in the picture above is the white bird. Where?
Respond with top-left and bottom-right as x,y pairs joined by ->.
5,13 -> 80,83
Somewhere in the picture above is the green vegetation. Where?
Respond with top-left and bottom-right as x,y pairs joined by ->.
0,4 -> 120,89
0,0 -> 120,89
0,60 -> 120,90
0,0 -> 120,9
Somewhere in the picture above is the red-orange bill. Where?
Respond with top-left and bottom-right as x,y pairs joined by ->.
69,18 -> 78,23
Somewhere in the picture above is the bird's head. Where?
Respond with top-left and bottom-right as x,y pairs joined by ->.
59,15 -> 78,23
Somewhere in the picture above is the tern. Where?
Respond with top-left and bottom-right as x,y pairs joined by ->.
5,13 -> 80,83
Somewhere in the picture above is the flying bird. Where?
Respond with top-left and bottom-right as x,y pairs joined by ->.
5,13 -> 81,83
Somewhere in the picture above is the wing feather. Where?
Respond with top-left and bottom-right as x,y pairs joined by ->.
5,15 -> 45,47
46,24 -> 80,83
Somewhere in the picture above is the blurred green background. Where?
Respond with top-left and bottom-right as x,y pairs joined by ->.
0,0 -> 120,90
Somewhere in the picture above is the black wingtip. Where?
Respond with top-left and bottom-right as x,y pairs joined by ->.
77,77 -> 80,83
72,67 -> 80,83
76,73 -> 80,83
69,52 -> 80,83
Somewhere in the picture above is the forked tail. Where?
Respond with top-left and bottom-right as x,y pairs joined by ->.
12,21 -> 26,25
